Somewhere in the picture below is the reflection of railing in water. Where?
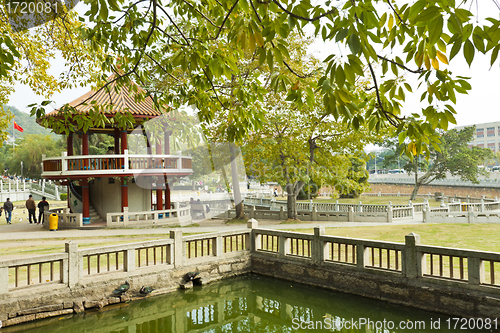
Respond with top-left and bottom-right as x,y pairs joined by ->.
187,304 -> 217,330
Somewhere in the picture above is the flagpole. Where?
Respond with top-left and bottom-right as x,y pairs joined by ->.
12,119 -> 14,152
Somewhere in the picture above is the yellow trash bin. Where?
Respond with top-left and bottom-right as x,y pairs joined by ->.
49,213 -> 58,231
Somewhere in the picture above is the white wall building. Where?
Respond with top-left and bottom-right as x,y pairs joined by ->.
454,121 -> 500,152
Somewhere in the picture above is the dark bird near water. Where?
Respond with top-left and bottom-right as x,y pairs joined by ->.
112,281 -> 130,295
139,286 -> 154,295
184,271 -> 200,282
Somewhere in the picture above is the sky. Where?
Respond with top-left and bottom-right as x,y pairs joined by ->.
6,1 -> 500,129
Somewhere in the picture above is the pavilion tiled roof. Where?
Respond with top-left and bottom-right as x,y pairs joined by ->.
43,77 -> 163,119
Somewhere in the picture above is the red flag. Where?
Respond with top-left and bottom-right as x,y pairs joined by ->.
13,121 -> 23,132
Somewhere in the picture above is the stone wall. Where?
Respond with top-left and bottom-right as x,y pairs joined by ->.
2,225 -> 500,328
251,255 -> 499,318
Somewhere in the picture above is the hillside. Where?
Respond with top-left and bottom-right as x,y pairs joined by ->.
3,105 -> 56,138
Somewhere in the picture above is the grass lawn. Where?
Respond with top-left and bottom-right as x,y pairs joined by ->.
292,223 -> 500,253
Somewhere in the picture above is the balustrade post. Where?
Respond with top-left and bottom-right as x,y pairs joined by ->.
55,186 -> 59,200
170,229 -> 184,268
313,226 -> 325,264
356,243 -> 369,269
468,211 -> 474,224
348,207 -> 354,222
177,151 -> 182,170
279,234 -> 288,256
310,199 -> 313,212
247,219 -> 258,252
23,180 -> 25,191
61,151 -> 67,172
481,197 -> 485,212
124,149 -> 129,171
250,206 -> 255,219
279,206 -> 286,220
387,205 -> 393,223
358,201 -> 362,213
8,182 -> 11,192
65,241 -> 79,287
468,257 -> 484,285
423,206 -> 429,223
124,248 -> 135,272
404,233 -> 421,278
123,207 -> 129,225
0,179 -> 2,192
311,206 -> 317,221
335,200 -> 339,212
0,266 -> 8,294
214,235 -> 224,257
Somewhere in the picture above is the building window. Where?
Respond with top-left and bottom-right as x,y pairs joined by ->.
477,128 -> 484,138
487,127 -> 495,136
477,141 -> 484,148
488,140 -> 495,148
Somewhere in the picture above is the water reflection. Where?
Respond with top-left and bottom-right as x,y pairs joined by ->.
3,275 -> 488,333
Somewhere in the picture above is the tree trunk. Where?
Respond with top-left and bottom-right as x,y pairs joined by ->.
411,169 -> 420,200
230,145 -> 245,219
287,181 -> 305,220
286,183 -> 296,219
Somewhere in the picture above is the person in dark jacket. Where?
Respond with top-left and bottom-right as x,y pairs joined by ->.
25,194 -> 37,224
37,197 -> 49,224
3,198 -> 13,224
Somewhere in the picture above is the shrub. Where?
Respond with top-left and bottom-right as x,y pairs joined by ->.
60,193 -> 68,201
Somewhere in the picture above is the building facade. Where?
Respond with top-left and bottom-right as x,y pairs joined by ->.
454,121 -> 500,152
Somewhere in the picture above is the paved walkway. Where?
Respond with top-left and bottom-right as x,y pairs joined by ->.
0,215 -> 424,241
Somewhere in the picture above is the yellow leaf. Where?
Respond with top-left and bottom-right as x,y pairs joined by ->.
431,57 -> 439,70
415,52 -> 424,67
436,51 -> 449,65
424,54 -> 431,70
388,14 -> 394,30
292,81 -> 300,90
249,33 -> 256,54
254,31 -> 264,47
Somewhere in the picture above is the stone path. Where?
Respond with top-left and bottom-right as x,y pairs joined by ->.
0,215 -> 424,241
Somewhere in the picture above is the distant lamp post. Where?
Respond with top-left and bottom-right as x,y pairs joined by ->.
20,161 -> 23,179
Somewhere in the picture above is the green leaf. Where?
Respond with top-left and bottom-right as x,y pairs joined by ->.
335,29 -> 349,42
348,34 -> 361,55
463,39 -> 475,67
428,16 -> 443,45
449,39 -> 462,60
335,66 -> 345,87
491,45 -> 500,67
415,6 -> 440,23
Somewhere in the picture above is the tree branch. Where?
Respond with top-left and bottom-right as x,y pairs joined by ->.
268,0 -> 338,22
378,55 -> 422,74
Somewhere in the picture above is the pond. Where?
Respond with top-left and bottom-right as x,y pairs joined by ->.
4,274 -> 494,332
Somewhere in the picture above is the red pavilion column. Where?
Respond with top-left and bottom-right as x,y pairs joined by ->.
114,128 -> 120,154
82,179 -> 90,224
121,178 -> 128,212
82,132 -> 89,169
120,130 -> 128,212
164,131 -> 172,209
67,133 -> 73,156
165,182 -> 171,209
156,181 -> 163,211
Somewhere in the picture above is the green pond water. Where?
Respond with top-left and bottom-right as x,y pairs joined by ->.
4,274 -> 496,333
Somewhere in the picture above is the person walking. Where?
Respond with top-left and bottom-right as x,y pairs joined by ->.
25,194 -> 37,224
3,198 -> 13,224
37,197 -> 49,225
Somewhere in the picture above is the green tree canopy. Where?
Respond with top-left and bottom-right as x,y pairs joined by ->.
383,126 -> 494,199
2,0 -> 500,157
